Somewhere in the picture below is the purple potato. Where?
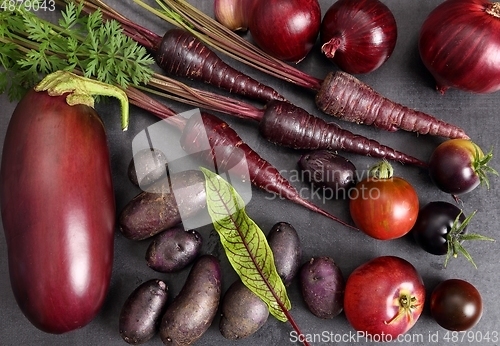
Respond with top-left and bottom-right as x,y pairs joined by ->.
219,280 -> 269,339
118,170 -> 206,241
128,148 -> 169,188
267,222 -> 302,286
146,227 -> 203,273
298,150 -> 356,198
300,256 -> 345,319
119,279 -> 169,344
159,255 -> 222,346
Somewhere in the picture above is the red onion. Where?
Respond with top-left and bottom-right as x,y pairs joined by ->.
419,0 -> 500,94
248,0 -> 321,63
320,0 -> 397,74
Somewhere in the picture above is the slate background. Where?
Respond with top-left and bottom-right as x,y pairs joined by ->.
1,1 -> 499,345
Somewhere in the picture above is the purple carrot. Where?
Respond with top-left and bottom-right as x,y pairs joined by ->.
80,0 -> 468,139
143,76 -> 427,168
179,111 -> 355,228
71,1 -> 426,167
146,74 -> 427,167
154,29 -> 286,103
128,0 -> 469,139
257,100 -> 428,168
316,71 -> 470,139
125,87 -> 355,229
73,1 -> 285,103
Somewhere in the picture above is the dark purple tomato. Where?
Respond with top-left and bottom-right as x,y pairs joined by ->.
412,201 -> 466,256
0,89 -> 115,333
428,139 -> 496,194
430,279 -> 483,331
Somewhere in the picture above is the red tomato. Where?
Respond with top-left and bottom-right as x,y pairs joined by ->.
349,173 -> 419,240
344,256 -> 426,339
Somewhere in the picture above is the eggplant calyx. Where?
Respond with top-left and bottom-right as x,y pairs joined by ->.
444,210 -> 495,269
35,70 -> 130,131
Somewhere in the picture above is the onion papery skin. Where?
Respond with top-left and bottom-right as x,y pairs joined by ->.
419,0 -> 500,94
214,0 -> 254,31
320,0 -> 397,74
248,0 -> 321,63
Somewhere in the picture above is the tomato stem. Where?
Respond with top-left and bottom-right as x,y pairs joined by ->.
444,210 -> 495,269
472,145 -> 498,190
369,160 -> 394,180
35,71 -> 130,130
384,289 -> 419,325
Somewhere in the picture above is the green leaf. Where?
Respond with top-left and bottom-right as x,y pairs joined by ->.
25,15 -> 52,43
0,10 -> 26,38
59,2 -> 78,29
66,37 -> 80,70
0,43 -> 20,71
201,168 -> 291,322
0,71 -> 9,95
0,2 -> 155,98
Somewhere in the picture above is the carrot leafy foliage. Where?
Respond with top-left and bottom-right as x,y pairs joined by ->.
0,1 -> 155,101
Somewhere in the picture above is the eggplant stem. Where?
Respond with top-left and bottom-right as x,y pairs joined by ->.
35,71 -> 130,130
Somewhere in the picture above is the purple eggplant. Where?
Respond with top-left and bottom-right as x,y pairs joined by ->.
0,89 -> 115,333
